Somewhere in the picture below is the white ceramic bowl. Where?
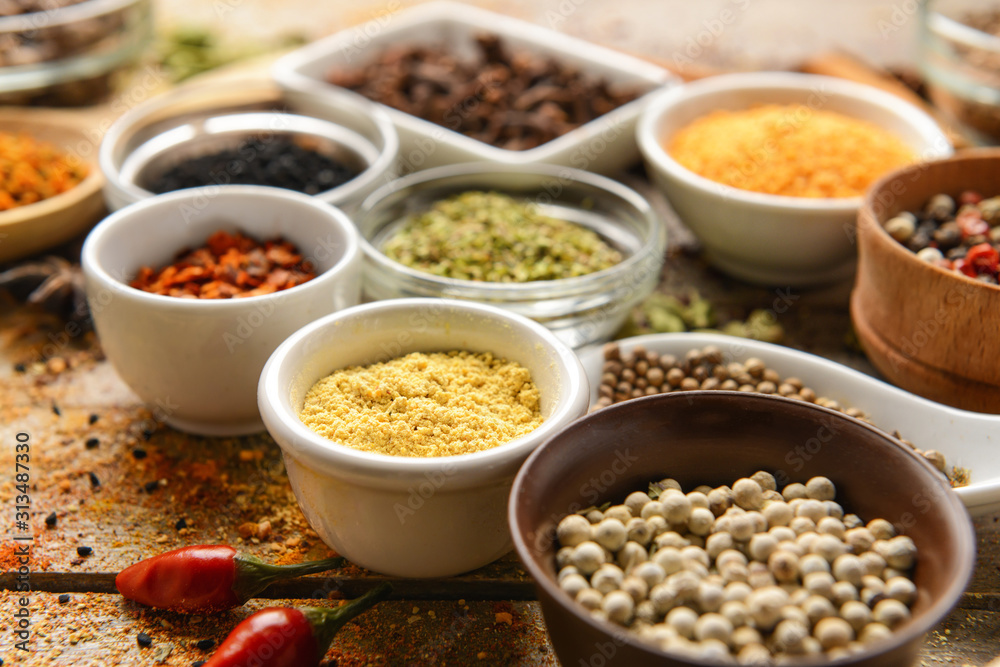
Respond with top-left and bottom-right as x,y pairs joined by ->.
99,79 -> 398,213
273,1 -> 678,175
577,332 -> 1000,516
82,185 -> 362,436
258,298 -> 590,578
637,72 -> 953,287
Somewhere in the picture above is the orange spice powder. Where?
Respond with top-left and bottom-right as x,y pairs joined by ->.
666,104 -> 914,198
0,132 -> 89,210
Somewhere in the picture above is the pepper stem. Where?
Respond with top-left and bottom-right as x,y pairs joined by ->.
232,554 -> 345,602
303,583 -> 393,658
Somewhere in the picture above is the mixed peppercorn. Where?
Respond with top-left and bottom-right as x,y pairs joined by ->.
884,191 -> 1000,285
555,472 -> 918,662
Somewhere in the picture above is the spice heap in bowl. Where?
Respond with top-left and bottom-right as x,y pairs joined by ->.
358,163 -> 665,349
81,185 -> 362,436
637,72 -> 952,287
273,0 -> 677,172
852,149 -> 1000,414
509,391 -> 975,667
258,298 -> 590,578
100,80 -> 398,212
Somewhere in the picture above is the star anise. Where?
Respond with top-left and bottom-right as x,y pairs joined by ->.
0,256 -> 91,328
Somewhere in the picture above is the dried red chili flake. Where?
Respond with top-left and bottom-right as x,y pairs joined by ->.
130,230 -> 316,298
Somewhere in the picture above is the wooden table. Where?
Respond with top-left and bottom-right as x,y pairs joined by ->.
1,168 -> 999,666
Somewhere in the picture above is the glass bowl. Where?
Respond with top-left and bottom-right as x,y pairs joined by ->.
0,0 -> 152,106
356,163 -> 666,349
920,0 -> 1000,145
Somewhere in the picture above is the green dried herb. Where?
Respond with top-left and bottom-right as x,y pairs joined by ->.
382,191 -> 622,282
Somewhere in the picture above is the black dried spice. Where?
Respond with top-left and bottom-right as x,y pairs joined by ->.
327,34 -> 640,151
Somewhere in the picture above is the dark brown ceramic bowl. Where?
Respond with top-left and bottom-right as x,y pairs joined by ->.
509,391 -> 975,667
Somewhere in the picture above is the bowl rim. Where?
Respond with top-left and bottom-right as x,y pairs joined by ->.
509,389 -> 977,666
926,10 -> 1000,53
271,0 -> 679,164
80,184 -> 361,309
860,147 -> 1000,294
98,79 -> 399,209
356,161 -> 665,292
0,0 -> 139,32
258,297 -> 590,479
637,71 -> 954,211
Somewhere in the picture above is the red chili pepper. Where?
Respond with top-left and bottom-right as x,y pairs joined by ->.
952,258 -> 977,278
956,209 -> 989,239
959,190 -> 983,206
205,583 -> 392,667
966,242 -> 1000,275
115,545 -> 344,612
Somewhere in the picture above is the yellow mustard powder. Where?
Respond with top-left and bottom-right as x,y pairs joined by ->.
299,351 -> 544,457
667,104 -> 914,198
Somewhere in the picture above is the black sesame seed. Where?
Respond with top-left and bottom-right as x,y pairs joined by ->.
77,546 -> 92,556
195,639 -> 214,651
88,472 -> 100,488
52,403 -> 61,416
142,428 -> 155,441
132,447 -> 148,460
192,661 -> 206,667
137,632 -> 152,648
175,518 -> 188,530
45,512 -> 57,527
58,593 -> 70,604
14,363 -> 26,373
88,413 -> 99,425
144,480 -> 159,493
85,437 -> 99,449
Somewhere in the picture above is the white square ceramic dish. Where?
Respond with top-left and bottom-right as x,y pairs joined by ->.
272,1 -> 679,174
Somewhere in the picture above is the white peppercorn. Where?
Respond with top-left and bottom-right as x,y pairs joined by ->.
803,571 -> 836,600
749,533 -> 779,562
695,612 -> 734,643
767,549 -> 799,583
556,546 -> 574,569
626,517 -> 653,546
782,483 -> 808,501
872,598 -> 911,628
625,491 -> 652,516
772,619 -> 809,652
697,580 -> 726,613
816,516 -> 846,539
617,541 -> 648,571
733,478 -> 765,510
697,638 -> 735,662
814,616 -> 853,649
585,509 -> 604,523
653,546 -> 685,575
593,518 -> 628,552
646,515 -> 669,538
883,567 -> 907,581
795,499 -> 827,522
636,600 -> 658,625
843,513 -> 864,529
859,551 -> 887,577
724,581 -> 753,603
747,586 -> 788,631
640,501 -> 665,520
576,587 -> 603,611
729,514 -> 756,542
632,560 -> 666,589
662,492 -> 694,524
557,514 -> 592,547
557,565 -> 580,583
572,541 -> 607,576
737,643 -> 772,664
789,517 -> 816,535
666,606 -> 699,639
823,501 -> 844,520
802,594 -> 837,626
768,526 -> 796,543
708,488 -> 734,516
859,622 -> 892,644
840,600 -> 873,633
602,589 -> 635,625
883,535 -> 917,570
688,507 -> 716,536
668,570 -> 703,604
811,534 -> 849,563
831,581 -> 859,606
720,600 -> 750,628
867,518 -> 895,540
763,501 -> 793,528
591,563 -> 625,595
650,582 -> 677,615
885,576 -> 917,605
805,476 -> 836,501
687,491 -> 710,510
778,604 -> 809,627
559,573 -> 590,598
751,470 -> 777,492
658,478 -> 683,492
707,532 -> 736,560
604,505 -> 632,523
797,553 -> 829,576
832,554 -> 865,586
730,625 -> 762,652
762,489 -> 784,503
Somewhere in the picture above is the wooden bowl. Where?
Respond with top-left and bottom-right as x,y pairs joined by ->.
509,391 -> 976,667
851,149 -> 1000,414
0,109 -> 106,263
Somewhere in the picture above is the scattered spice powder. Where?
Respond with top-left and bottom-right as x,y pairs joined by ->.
382,191 -> 622,282
299,351 -> 544,457
129,230 -> 316,298
667,104 -> 914,198
0,132 -> 90,210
